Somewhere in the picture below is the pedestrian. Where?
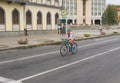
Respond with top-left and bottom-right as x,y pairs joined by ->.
57,24 -> 61,34
60,23 -> 66,39
60,23 -> 66,34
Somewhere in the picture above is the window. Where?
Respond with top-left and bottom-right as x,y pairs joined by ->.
55,0 -> 58,2
12,9 -> 19,24
47,12 -> 51,25
47,0 -> 51,5
26,10 -> 32,24
0,8 -> 5,24
62,0 -> 65,3
74,9 -> 77,15
37,11 -> 42,24
55,13 -> 59,24
74,0 -> 77,3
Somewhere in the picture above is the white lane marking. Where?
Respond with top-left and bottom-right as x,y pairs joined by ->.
0,38 -> 118,65
78,38 -> 118,49
95,38 -> 106,41
0,51 -> 58,65
18,46 -> 120,82
0,76 -> 22,83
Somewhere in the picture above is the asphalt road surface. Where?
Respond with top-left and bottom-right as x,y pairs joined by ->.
0,35 -> 120,83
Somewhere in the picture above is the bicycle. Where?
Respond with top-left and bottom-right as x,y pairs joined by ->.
60,39 -> 78,56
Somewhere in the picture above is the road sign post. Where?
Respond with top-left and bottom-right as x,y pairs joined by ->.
61,10 -> 67,34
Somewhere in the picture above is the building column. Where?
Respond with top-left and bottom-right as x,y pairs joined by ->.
51,0 -> 54,5
65,0 -> 66,9
92,19 -> 95,25
42,12 -> 46,30
85,0 -> 92,25
69,0 -> 70,16
77,0 -> 83,25
72,0 -> 75,24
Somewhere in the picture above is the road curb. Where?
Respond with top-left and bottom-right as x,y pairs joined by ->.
0,34 -> 119,51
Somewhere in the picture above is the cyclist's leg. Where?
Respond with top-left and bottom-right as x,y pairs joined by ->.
71,42 -> 78,54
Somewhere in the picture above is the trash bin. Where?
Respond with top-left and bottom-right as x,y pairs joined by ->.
24,28 -> 27,36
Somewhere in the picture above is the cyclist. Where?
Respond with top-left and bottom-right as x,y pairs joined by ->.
66,28 -> 74,47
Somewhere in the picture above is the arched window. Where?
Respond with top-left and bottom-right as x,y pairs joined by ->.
12,9 -> 19,24
47,12 -> 51,25
0,8 -> 5,24
37,11 -> 42,24
55,13 -> 59,24
26,10 -> 32,24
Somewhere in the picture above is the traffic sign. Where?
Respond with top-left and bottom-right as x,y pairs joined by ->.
62,10 -> 67,17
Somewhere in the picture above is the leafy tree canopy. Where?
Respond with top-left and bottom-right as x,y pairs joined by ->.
102,5 -> 118,25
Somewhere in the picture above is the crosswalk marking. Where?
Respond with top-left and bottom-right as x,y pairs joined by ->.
0,77 -> 22,83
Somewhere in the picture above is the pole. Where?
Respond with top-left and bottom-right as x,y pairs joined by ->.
66,15 -> 67,34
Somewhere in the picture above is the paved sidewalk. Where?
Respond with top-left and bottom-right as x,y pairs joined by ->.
0,29 -> 119,51
0,34 -> 62,51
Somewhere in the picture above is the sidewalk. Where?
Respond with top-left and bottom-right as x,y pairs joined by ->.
0,29 -> 119,51
0,34 -> 61,51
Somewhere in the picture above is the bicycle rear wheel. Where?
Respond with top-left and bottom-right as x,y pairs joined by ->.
60,44 -> 68,56
71,42 -> 78,54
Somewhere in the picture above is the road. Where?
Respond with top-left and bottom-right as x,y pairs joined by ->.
0,35 -> 120,83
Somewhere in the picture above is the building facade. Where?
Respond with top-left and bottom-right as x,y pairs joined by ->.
117,8 -> 120,25
0,1 -> 25,31
0,0 -> 106,32
77,0 -> 92,25
25,0 -> 62,30
62,0 -> 92,25
0,0 -> 62,31
62,0 -> 77,24
62,0 -> 106,25
92,0 -> 106,25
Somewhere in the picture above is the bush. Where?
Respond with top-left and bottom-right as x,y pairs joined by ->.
113,31 -> 118,34
84,34 -> 90,37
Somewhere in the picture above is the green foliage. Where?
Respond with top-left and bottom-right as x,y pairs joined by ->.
84,34 -> 90,37
102,5 -> 118,25
113,31 -> 118,34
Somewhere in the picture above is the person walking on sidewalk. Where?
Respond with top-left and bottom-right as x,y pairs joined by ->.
57,24 -> 61,34
60,23 -> 66,34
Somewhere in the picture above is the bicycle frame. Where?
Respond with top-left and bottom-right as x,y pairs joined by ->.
63,39 -> 72,51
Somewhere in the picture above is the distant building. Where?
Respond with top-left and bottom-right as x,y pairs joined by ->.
117,8 -> 120,25
0,0 -> 106,32
62,0 -> 92,25
92,0 -> 106,25
62,0 -> 77,24
62,0 -> 106,25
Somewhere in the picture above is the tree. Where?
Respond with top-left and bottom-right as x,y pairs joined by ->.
102,5 -> 118,25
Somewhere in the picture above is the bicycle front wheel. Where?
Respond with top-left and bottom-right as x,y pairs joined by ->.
71,42 -> 78,54
60,44 -> 68,56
